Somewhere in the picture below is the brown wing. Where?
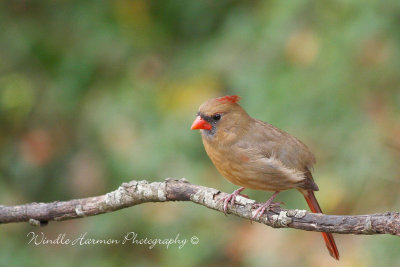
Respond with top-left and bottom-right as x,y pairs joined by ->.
244,119 -> 318,191
301,167 -> 319,191
249,119 -> 316,170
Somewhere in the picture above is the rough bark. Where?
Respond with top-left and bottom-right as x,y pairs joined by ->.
0,178 -> 399,236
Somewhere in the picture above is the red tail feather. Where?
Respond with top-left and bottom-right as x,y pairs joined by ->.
303,190 -> 340,260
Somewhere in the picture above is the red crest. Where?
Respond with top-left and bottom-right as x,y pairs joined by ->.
216,95 -> 241,104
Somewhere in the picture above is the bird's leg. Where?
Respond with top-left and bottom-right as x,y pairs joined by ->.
221,187 -> 248,215
252,191 -> 280,219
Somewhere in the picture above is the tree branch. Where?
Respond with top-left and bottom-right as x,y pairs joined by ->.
0,178 -> 399,236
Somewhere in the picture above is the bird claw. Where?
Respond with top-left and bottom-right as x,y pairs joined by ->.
221,187 -> 247,215
251,191 -> 281,220
252,201 -> 284,209
252,202 -> 282,220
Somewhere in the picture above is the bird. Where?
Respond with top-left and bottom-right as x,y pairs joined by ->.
190,95 -> 339,260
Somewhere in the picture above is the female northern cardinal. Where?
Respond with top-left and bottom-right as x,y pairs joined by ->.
191,95 -> 339,260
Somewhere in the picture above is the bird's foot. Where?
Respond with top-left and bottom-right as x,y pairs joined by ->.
251,202 -> 282,219
221,187 -> 248,215
251,191 -> 281,220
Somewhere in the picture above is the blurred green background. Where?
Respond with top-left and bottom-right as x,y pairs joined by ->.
1,0 -> 400,266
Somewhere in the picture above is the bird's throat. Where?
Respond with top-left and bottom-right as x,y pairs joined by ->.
200,127 -> 216,139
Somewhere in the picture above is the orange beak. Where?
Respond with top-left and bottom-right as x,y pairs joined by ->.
191,116 -> 212,130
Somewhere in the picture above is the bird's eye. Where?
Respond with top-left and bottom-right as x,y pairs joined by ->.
213,114 -> 221,121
